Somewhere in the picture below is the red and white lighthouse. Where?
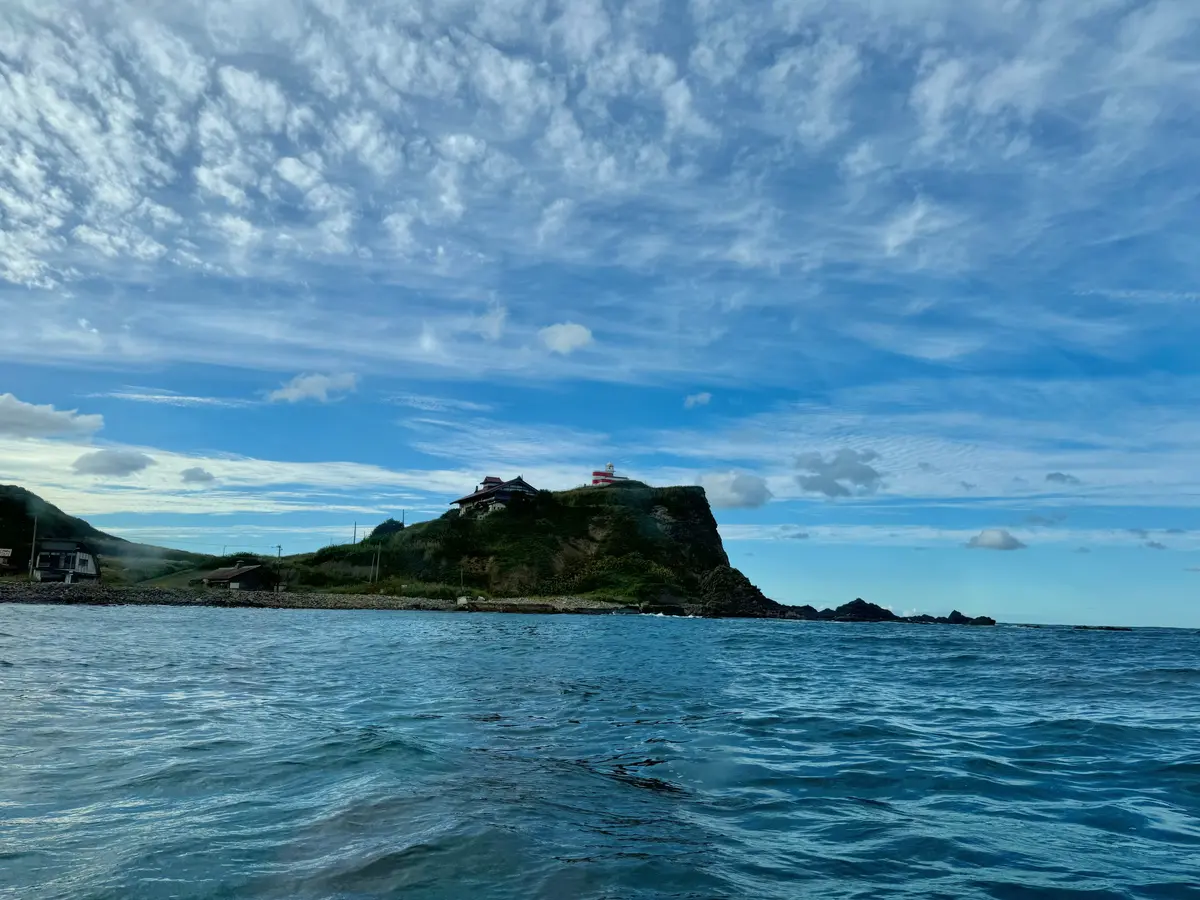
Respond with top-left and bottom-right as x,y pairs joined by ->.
592,463 -> 630,486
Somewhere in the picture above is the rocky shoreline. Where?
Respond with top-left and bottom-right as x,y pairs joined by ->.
0,581 -> 995,625
0,583 -> 627,614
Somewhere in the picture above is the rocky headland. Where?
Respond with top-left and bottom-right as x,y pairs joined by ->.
0,481 -> 995,624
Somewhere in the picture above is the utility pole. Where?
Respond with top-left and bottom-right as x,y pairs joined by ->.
276,545 -> 282,560
27,515 -> 37,580
353,522 -> 357,544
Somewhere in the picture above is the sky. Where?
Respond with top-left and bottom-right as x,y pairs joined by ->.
2,0 -> 1199,627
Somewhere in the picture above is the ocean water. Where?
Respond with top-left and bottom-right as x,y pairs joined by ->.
2,606 -> 1198,900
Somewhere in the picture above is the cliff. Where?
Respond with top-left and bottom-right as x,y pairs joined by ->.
299,482 -> 995,624
304,482 -> 732,608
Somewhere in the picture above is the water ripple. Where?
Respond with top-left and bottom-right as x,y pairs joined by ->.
1,605 -> 1198,899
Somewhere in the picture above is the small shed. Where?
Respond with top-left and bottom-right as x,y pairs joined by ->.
202,561 -> 272,591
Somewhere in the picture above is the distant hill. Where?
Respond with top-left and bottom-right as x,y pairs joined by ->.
0,485 -> 210,583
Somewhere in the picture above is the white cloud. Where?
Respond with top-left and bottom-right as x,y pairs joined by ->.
967,528 -> 1027,551
700,472 -> 773,509
0,393 -> 103,438
73,449 -> 156,477
267,373 -> 358,404
0,0 -> 1191,393
539,322 -> 594,355
684,392 -> 712,409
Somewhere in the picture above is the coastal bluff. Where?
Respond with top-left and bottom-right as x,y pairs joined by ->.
0,481 -> 994,624
304,479 -> 992,623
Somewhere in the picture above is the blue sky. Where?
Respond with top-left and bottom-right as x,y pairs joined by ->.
2,0 -> 1200,626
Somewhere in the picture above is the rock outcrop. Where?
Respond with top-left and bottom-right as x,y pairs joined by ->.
776,598 -> 995,626
698,566 -> 787,618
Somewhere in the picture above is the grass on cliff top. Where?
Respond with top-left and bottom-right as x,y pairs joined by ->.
291,483 -> 721,602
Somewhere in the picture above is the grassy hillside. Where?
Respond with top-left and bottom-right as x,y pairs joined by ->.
0,482 -> 758,608
290,482 -> 732,604
0,485 -> 211,583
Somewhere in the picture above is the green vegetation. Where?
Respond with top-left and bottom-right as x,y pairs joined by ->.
289,482 -> 730,604
367,518 -> 406,541
0,484 -> 212,583
0,482 -> 740,608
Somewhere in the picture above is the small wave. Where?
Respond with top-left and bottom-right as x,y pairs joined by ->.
0,659 -> 13,667
5,603 -> 1200,900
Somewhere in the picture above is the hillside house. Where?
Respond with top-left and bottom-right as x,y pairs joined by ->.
452,476 -> 538,514
202,561 -> 273,591
33,540 -> 101,583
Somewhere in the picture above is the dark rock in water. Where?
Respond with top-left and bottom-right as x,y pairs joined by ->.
693,577 -> 997,626
832,598 -> 899,622
698,566 -> 784,618
793,598 -> 901,622
905,609 -> 996,626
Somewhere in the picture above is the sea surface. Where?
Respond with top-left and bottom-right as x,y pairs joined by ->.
2,606 -> 1198,900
